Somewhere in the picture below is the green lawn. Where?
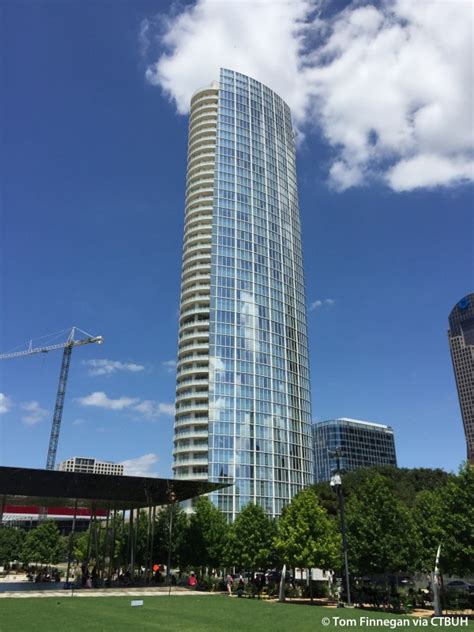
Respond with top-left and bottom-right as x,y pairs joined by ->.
1,596 -> 473,632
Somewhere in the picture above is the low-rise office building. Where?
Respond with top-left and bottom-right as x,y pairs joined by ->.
57,456 -> 124,476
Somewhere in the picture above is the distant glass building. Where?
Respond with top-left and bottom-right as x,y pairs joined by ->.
312,418 -> 397,483
448,294 -> 474,464
173,69 -> 313,521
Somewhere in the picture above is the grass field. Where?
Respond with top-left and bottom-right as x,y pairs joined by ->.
2,595 -> 473,632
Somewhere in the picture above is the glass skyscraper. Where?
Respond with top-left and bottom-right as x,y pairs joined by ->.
173,69 -> 313,521
313,418 -> 397,483
448,294 -> 474,464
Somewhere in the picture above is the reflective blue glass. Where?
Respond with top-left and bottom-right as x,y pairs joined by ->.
208,69 -> 313,521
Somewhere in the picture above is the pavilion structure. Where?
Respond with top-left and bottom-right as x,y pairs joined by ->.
0,465 -> 229,587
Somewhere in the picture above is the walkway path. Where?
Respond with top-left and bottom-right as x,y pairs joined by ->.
0,586 -> 222,599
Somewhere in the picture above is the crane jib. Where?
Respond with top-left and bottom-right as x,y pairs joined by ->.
0,328 -> 103,475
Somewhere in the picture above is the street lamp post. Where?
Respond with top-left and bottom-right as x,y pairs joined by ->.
329,448 -> 352,607
166,488 -> 177,592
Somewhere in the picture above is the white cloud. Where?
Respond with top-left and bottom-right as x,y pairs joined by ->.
138,16 -> 152,57
310,298 -> 335,311
133,400 -> 157,418
386,153 -> 474,192
144,0 -> 312,122
144,0 -> 473,191
157,402 -> 175,416
21,401 -> 48,425
83,359 -> 145,376
76,391 -> 139,410
72,418 -> 86,426
133,400 -> 175,420
307,1 -> 474,191
0,393 -> 12,414
162,359 -> 177,373
120,453 -> 159,477
76,391 -> 175,420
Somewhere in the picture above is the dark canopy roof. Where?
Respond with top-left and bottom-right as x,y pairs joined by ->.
0,466 -> 230,511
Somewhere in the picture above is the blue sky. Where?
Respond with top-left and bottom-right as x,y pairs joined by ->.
0,1 -> 472,477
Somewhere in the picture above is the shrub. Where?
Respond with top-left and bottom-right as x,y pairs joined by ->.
286,584 -> 303,599
198,576 -> 225,592
244,583 -> 258,598
443,589 -> 471,612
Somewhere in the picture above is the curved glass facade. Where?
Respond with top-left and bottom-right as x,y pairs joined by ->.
448,294 -> 474,464
174,69 -> 313,520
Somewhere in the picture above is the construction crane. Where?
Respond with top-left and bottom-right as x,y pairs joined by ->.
0,327 -> 103,470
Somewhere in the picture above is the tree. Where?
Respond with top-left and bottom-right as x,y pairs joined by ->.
314,466 -> 451,516
73,530 -> 89,563
73,513 -> 131,571
345,474 -> 418,576
0,527 -> 25,565
152,504 -> 189,570
413,489 -> 444,572
22,521 -> 65,566
127,510 -> 152,568
225,503 -> 276,572
436,463 -> 474,576
274,487 -> 340,572
412,463 -> 474,577
184,497 -> 228,571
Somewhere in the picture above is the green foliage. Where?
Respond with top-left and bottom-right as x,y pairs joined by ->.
22,521 -> 65,565
73,530 -> 89,562
346,474 -> 418,575
114,513 -> 135,568
412,463 -> 473,576
412,489 -> 444,572
198,575 -> 225,592
184,496 -> 228,569
443,587 -> 472,612
437,463 -> 474,576
73,513 -> 128,568
312,481 -> 340,516
225,502 -> 276,571
74,507 -> 189,573
11,463 -> 469,580
152,504 -> 189,569
314,465 -> 467,577
0,527 -> 25,564
133,510 -> 152,567
275,487 -> 340,570
314,466 -> 451,516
